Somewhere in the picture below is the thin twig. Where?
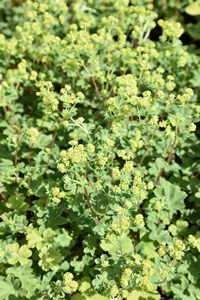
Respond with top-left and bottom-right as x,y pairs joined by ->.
157,137 -> 177,184
139,148 -> 149,167
84,186 -> 100,224
82,63 -> 102,100
14,146 -> 20,167
27,146 -> 33,165
86,173 -> 94,189
138,127 -> 154,167
16,225 -> 31,230
45,128 -> 58,173
3,106 -> 19,133
175,0 -> 180,21
0,192 -> 6,201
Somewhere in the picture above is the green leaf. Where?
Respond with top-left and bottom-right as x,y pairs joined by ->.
149,224 -> 171,243
135,241 -> 156,258
154,179 -> 187,213
185,1 -> 200,15
72,292 -> 108,300
176,220 -> 189,232
191,70 -> 200,87
54,230 -> 72,247
33,133 -> 52,149
29,177 -> 46,197
71,255 -> 92,273
169,224 -> 178,236
7,266 -> 41,298
5,243 -> 32,266
17,245 -> 32,265
7,194 -> 29,212
0,159 -> 16,177
47,205 -> 69,226
187,22 -> 200,40
100,234 -> 133,257
38,247 -> 63,271
149,158 -> 167,178
26,229 -> 42,248
84,295 -> 107,300
6,243 -> 19,265
71,294 -> 86,300
127,290 -> 160,300
78,276 -> 91,293
0,277 -> 17,299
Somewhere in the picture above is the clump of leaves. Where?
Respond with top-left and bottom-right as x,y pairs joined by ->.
0,0 -> 199,299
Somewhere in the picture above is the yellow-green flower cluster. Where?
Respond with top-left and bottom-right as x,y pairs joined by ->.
57,143 -> 87,173
130,130 -> 143,153
188,235 -> 200,252
97,152 -> 108,167
110,284 -> 119,298
158,242 -> 167,257
110,205 -> 131,233
0,0 -> 199,299
158,19 -> 184,40
111,215 -> 131,233
112,161 -> 134,192
177,88 -> 194,104
87,143 -> 95,154
60,85 -> 84,107
132,173 -> 147,202
134,214 -> 145,228
120,268 -> 132,289
139,276 -> 154,292
63,272 -> 78,294
189,123 -> 196,132
50,187 -> 65,204
165,75 -> 176,91
37,81 -> 58,114
27,127 -> 39,144
169,240 -> 186,261
112,167 -> 120,181
116,74 -> 138,98
153,199 -> 164,212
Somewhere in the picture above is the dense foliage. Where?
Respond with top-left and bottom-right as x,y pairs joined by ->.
0,1 -> 200,299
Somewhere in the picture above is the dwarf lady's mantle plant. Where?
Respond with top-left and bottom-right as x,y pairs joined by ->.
0,0 -> 199,299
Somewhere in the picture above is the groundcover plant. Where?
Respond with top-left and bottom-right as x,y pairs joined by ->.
0,0 -> 200,299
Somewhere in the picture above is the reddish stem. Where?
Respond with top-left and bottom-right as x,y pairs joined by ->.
84,186 -> 100,224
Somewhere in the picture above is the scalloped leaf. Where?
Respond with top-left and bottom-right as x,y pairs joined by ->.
185,1 -> 200,15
